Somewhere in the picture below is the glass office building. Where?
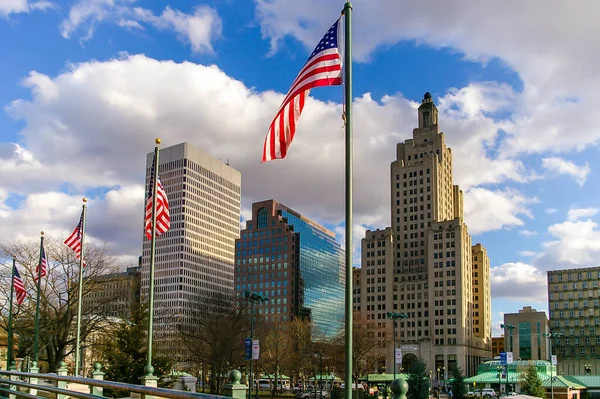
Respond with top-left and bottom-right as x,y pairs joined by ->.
235,200 -> 345,339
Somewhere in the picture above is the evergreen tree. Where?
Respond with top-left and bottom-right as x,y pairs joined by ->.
407,358 -> 430,399
450,365 -> 467,399
102,304 -> 172,396
521,365 -> 545,398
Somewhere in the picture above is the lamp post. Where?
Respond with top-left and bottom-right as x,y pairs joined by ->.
584,364 -> 591,375
496,366 -> 502,396
442,367 -> 446,390
500,324 -> 516,353
437,367 -> 440,388
245,290 -> 269,399
543,331 -> 562,399
386,312 -> 409,379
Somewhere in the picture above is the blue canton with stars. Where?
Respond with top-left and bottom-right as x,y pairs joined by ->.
306,20 -> 339,63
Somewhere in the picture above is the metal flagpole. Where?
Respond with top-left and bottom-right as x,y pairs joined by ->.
33,231 -> 44,367
342,3 -> 353,399
7,255 -> 16,369
145,138 -> 161,378
74,198 -> 88,376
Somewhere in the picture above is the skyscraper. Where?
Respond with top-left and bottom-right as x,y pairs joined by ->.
235,200 -> 345,339
141,142 -> 241,357
360,93 -> 492,377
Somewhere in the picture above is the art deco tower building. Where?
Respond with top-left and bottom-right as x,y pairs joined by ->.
360,93 -> 491,377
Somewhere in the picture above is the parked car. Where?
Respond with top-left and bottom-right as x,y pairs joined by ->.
296,390 -> 329,399
474,389 -> 496,397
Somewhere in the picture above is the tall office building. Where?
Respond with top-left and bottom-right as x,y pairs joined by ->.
547,266 -> 600,374
360,92 -> 492,377
82,266 -> 141,319
234,200 -> 345,339
141,142 -> 241,357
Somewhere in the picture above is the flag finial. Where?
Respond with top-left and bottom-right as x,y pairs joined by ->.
83,197 -> 87,203
40,231 -> 44,236
155,138 -> 161,145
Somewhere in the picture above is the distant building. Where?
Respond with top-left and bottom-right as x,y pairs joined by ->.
491,336 -> 505,358
234,199 -> 345,338
83,266 -> 141,319
352,267 -> 361,313
503,306 -> 549,360
548,266 -> 600,374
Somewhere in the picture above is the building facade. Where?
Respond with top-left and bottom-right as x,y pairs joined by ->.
359,92 -> 492,377
82,266 -> 141,319
548,266 -> 600,374
491,337 -> 504,358
234,200 -> 345,338
141,142 -> 241,357
503,306 -> 549,361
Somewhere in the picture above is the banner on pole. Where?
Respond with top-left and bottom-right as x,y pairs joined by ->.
551,355 -> 557,366
507,352 -> 514,364
395,348 -> 402,364
244,338 -> 251,360
252,339 -> 260,360
500,352 -> 507,365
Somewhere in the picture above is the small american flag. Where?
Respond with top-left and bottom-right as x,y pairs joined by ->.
262,18 -> 343,162
64,209 -> 85,265
145,152 -> 170,239
13,265 -> 26,305
34,243 -> 47,282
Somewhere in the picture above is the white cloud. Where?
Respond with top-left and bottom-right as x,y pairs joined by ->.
60,0 -> 221,53
566,207 -> 598,222
463,187 -> 538,234
542,157 -> 591,186
519,230 -> 537,237
519,251 -> 536,257
546,208 -> 558,214
490,262 -> 547,302
0,0 -> 53,16
133,5 -> 221,54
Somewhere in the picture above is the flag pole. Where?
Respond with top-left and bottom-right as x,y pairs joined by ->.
33,231 -> 44,368
7,255 -> 16,370
145,138 -> 161,379
74,198 -> 87,376
342,3 -> 353,399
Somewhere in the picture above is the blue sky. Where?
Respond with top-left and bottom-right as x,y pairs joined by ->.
1,0 -> 600,337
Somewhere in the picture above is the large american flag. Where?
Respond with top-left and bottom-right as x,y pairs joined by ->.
64,209 -> 85,265
13,265 -> 26,305
34,243 -> 47,283
145,152 -> 170,240
262,18 -> 343,162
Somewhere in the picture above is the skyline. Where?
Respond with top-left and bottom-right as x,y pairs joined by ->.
1,0 -> 599,337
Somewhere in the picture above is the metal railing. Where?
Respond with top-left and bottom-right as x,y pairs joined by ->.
0,363 -> 247,399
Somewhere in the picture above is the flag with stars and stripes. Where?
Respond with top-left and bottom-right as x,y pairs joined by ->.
145,152 -> 170,240
64,208 -> 86,266
34,243 -> 48,283
13,265 -> 26,305
262,18 -> 343,162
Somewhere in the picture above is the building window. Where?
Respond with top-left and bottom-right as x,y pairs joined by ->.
257,207 -> 268,229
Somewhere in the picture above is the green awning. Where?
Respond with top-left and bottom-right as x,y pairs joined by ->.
359,373 -> 409,382
541,376 -> 585,389
464,371 -> 525,384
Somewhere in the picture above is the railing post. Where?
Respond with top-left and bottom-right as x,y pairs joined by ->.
9,361 -> 18,399
223,370 -> 248,399
91,362 -> 104,396
29,361 -> 39,396
141,372 -> 159,399
57,361 -> 69,399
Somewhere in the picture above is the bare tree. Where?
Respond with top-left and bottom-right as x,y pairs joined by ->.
178,292 -> 250,394
0,238 -> 122,372
255,318 -> 295,397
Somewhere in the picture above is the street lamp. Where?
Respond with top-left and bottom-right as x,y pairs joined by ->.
386,312 -> 408,379
543,332 -> 562,399
496,366 -> 502,396
500,324 -> 516,353
437,367 -> 440,388
442,367 -> 446,390
245,290 -> 269,399
584,364 -> 591,376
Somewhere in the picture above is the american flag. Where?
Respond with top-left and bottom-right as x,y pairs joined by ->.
64,209 -> 86,265
13,265 -> 26,305
262,18 -> 343,162
145,152 -> 170,240
34,243 -> 47,283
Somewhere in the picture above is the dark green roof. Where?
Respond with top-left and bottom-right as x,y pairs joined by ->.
359,373 -> 409,382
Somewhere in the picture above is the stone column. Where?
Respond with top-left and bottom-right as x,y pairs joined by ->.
91,363 -> 104,396
29,361 -> 39,397
57,361 -> 69,399
223,370 -> 248,399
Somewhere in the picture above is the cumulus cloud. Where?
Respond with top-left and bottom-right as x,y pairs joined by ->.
542,157 -> 591,186
490,262 -> 547,302
519,230 -> 537,237
566,207 -> 598,222
60,0 -> 221,53
463,187 -> 538,234
0,0 -> 53,16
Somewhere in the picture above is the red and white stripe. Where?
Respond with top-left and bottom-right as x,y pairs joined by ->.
13,266 -> 26,305
262,25 -> 343,162
64,210 -> 86,265
145,178 -> 170,239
